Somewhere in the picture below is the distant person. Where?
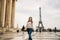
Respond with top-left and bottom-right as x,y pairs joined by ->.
26,17 -> 33,40
17,29 -> 19,33
21,25 -> 25,31
54,27 -> 57,33
16,24 -> 19,33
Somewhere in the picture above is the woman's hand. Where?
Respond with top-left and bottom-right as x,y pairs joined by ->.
25,27 -> 27,30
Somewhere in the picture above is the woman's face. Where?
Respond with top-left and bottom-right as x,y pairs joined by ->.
29,17 -> 32,21
28,17 -> 33,23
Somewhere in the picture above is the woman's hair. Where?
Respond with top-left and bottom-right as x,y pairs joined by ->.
28,17 -> 33,23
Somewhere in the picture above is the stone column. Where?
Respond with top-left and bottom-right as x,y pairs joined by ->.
0,0 -> 6,27
0,0 -> 2,27
5,0 -> 12,28
11,0 -> 16,28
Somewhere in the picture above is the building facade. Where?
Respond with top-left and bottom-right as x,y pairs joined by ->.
0,0 -> 16,32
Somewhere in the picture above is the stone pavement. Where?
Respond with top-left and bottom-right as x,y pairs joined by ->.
0,32 -> 60,40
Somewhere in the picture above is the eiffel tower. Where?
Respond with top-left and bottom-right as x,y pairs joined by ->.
37,7 -> 44,32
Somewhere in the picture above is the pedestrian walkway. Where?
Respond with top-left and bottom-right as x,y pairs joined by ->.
0,32 -> 60,40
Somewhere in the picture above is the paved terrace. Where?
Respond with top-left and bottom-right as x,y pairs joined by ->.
0,32 -> 60,40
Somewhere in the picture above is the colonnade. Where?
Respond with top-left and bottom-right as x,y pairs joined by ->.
0,0 -> 16,29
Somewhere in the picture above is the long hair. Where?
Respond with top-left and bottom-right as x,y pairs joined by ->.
28,17 -> 33,24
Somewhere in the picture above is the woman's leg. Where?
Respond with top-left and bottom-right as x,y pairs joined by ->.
27,28 -> 32,40
29,28 -> 32,40
29,33 -> 31,39
27,29 -> 31,39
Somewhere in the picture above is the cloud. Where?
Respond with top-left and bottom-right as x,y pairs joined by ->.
48,0 -> 60,9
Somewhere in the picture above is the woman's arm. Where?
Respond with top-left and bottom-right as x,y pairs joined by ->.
25,22 -> 28,30
32,23 -> 34,31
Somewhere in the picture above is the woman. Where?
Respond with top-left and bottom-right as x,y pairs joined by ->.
26,17 -> 33,40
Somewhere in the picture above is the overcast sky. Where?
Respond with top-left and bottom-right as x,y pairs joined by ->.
15,0 -> 60,29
